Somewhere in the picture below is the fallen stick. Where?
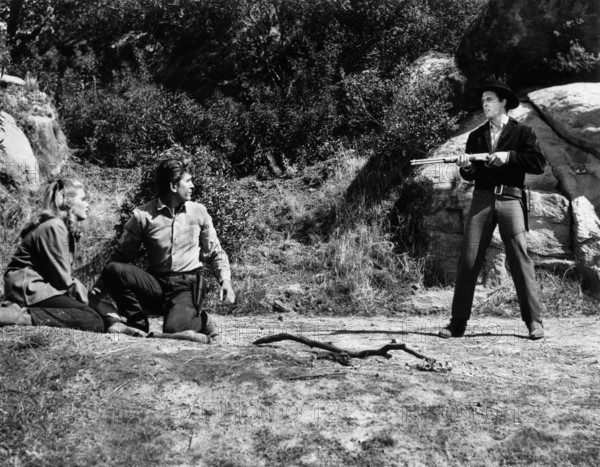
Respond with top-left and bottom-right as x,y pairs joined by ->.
253,333 -> 434,362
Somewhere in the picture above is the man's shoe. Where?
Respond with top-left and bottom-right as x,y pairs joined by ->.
201,311 -> 219,339
527,321 -> 544,340
439,319 -> 467,338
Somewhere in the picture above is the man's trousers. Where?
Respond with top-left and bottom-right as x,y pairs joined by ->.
101,262 -> 211,334
451,188 -> 541,324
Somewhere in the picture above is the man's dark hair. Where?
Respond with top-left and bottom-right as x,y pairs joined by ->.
155,159 -> 191,196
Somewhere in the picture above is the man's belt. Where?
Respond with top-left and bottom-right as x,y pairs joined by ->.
480,185 -> 523,198
153,268 -> 202,279
494,185 -> 523,198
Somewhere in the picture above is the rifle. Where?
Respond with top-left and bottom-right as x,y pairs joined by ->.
410,153 -> 490,166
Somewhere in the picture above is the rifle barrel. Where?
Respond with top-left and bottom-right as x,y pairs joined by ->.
410,153 -> 490,166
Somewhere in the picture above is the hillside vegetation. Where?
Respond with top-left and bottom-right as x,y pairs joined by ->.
1,0 -> 598,315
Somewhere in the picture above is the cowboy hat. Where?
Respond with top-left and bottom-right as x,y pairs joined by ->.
478,81 -> 520,110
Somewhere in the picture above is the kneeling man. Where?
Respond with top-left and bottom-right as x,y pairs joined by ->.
92,159 -> 235,342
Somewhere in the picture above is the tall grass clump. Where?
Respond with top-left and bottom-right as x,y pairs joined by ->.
230,149 -> 428,315
475,268 -> 600,317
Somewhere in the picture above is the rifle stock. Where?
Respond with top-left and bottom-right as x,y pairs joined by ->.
411,153 -> 490,166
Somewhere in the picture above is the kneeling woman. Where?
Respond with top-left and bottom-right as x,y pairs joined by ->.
1,179 -> 112,331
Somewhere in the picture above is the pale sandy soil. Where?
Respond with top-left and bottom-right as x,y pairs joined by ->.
2,314 -> 598,466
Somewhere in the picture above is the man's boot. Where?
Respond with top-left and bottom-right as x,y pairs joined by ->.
439,318 -> 467,338
201,310 -> 219,338
527,320 -> 544,340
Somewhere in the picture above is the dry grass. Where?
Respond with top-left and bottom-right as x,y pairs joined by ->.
230,150 -> 428,316
69,162 -> 142,288
475,268 -> 598,318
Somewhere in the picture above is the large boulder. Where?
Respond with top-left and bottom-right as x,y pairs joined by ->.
456,0 -> 600,87
1,86 -> 70,189
528,83 -> 600,294
25,104 -> 70,178
0,111 -> 41,191
528,83 -> 600,159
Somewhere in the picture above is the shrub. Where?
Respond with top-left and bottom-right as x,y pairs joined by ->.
344,72 -> 461,206
546,19 -> 600,79
60,66 -> 214,167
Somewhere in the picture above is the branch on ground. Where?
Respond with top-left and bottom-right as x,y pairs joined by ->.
253,333 -> 442,368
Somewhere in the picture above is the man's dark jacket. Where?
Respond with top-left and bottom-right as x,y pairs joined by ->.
459,117 -> 546,189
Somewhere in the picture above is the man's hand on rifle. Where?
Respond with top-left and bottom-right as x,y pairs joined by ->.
456,154 -> 473,169
219,279 -> 236,304
486,151 -> 510,167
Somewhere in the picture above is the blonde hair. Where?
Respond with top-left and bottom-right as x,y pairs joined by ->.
20,179 -> 86,240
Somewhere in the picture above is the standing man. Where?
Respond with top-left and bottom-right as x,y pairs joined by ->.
439,81 -> 546,340
91,159 -> 235,342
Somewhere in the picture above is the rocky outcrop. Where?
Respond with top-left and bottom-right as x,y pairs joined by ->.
528,83 -> 600,294
0,111 -> 41,191
528,83 -> 600,159
0,74 -> 25,87
456,0 -> 600,87
417,83 -> 600,297
407,51 -> 466,107
1,82 -> 70,190
24,103 -> 70,178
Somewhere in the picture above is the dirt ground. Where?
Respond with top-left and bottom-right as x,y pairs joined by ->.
1,312 -> 599,466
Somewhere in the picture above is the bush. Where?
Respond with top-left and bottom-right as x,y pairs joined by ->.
117,145 -> 255,260
344,72 -> 461,205
60,66 -> 214,167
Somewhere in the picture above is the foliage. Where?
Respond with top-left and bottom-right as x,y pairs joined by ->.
1,0 -> 480,174
382,75 -> 459,162
547,19 -> 600,76
549,40 -> 600,75
344,72 -> 461,207
117,145 -> 255,260
59,65 -> 215,167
